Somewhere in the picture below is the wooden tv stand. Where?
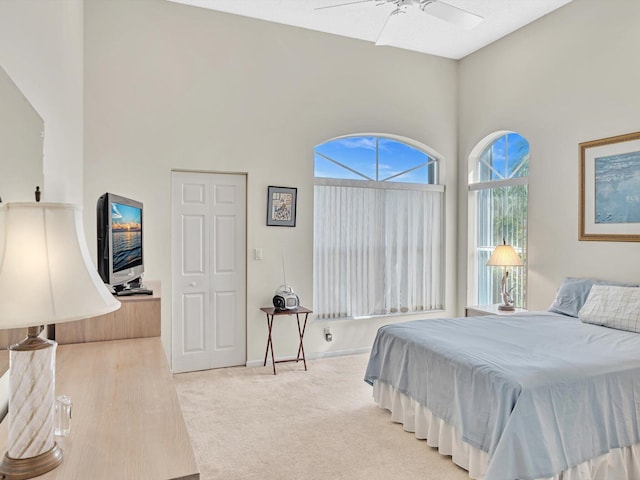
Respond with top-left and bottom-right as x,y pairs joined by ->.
54,281 -> 161,344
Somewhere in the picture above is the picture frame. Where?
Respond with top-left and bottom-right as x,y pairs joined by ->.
579,131 -> 640,242
267,186 -> 297,227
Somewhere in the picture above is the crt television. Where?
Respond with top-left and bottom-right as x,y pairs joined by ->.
97,192 -> 144,288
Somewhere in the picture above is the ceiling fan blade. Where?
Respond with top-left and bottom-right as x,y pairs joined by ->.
421,1 -> 483,30
374,8 -> 404,46
315,0 -> 375,10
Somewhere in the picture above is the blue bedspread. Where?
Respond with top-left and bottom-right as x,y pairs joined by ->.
364,311 -> 640,480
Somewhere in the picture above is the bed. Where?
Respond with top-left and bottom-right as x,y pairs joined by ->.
364,279 -> 640,480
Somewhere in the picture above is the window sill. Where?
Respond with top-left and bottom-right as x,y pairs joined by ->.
316,309 -> 446,322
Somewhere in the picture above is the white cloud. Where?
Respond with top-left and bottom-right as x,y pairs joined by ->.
337,137 -> 377,151
111,204 -> 123,219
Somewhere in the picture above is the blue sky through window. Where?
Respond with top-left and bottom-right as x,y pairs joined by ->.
314,136 -> 434,184
478,133 -> 529,181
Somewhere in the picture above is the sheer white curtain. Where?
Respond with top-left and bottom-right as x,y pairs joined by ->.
314,184 -> 444,319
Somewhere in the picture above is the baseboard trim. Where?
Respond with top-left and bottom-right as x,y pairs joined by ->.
245,347 -> 371,368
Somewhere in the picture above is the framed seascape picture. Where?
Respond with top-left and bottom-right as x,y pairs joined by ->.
267,186 -> 297,227
579,131 -> 640,242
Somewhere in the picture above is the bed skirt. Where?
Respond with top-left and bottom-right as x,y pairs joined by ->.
372,380 -> 640,480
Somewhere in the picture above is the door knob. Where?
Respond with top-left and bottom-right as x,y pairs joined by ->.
189,282 -> 196,287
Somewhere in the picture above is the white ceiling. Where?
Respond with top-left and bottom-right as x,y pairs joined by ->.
168,0 -> 573,59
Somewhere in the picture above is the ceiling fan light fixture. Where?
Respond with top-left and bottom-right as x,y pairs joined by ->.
420,1 -> 483,30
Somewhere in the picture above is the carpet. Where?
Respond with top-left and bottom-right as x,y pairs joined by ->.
173,353 -> 469,480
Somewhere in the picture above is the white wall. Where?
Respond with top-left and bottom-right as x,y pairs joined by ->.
0,0 -> 84,419
0,65 -> 44,203
0,0 -> 84,203
83,0 -> 459,366
458,0 -> 640,311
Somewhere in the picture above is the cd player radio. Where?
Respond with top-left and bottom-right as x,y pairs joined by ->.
272,284 -> 299,310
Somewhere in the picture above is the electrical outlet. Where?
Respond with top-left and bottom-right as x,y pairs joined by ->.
324,327 -> 333,342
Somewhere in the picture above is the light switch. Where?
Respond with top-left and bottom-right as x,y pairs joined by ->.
254,248 -> 263,261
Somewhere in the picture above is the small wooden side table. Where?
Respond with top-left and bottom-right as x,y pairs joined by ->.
465,304 -> 528,317
260,306 -> 311,375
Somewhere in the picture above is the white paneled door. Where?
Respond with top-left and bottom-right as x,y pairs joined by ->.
171,171 -> 246,373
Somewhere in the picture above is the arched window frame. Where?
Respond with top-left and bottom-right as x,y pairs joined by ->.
467,131 -> 529,308
313,134 -> 445,320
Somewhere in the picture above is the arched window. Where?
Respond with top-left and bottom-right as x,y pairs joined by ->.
468,132 -> 529,307
314,135 -> 444,319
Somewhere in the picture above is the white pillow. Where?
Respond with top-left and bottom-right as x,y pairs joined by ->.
548,277 -> 638,317
579,285 -> 640,333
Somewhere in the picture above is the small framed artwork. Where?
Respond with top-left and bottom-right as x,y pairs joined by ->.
267,186 -> 297,227
579,131 -> 640,242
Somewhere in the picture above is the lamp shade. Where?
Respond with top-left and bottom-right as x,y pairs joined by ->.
0,202 -> 120,329
486,243 -> 524,267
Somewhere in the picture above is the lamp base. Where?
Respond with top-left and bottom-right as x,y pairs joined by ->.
2,326 -> 61,479
0,443 -> 63,480
498,304 -> 515,311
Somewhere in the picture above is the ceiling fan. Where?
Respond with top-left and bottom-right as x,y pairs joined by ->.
316,0 -> 483,40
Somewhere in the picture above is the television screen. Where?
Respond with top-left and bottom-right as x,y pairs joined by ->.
111,202 -> 143,274
97,192 -> 144,288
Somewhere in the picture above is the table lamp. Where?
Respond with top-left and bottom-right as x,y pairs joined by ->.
0,202 -> 121,479
486,239 -> 524,311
